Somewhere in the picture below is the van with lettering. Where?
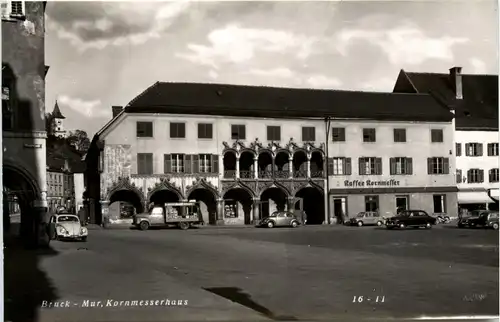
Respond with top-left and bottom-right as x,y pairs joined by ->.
133,201 -> 204,230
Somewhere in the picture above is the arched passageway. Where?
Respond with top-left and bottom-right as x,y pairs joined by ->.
239,151 -> 254,179
223,188 -> 253,224
109,190 -> 145,218
149,189 -> 180,207
295,187 -> 324,225
310,151 -> 324,178
188,188 -> 217,225
223,151 -> 236,178
293,151 -> 308,178
260,187 -> 288,218
258,152 -> 273,179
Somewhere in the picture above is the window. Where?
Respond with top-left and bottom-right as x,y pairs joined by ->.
467,169 -> 484,183
427,157 -> 449,175
331,127 -> 345,142
465,143 -> 483,156
389,157 -> 413,175
432,195 -> 446,213
487,143 -> 499,156
431,129 -> 443,143
136,122 -> 153,137
199,154 -> 212,173
170,122 -> 186,138
302,127 -> 315,141
2,84 -> 13,130
231,124 -> 246,140
171,154 -> 185,173
456,169 -> 463,183
1,1 -> 25,20
365,196 -> 379,212
329,157 -> 352,175
358,157 -> 382,175
456,143 -> 462,156
267,126 -> 281,141
393,129 -> 406,143
489,168 -> 499,183
137,153 -> 153,175
362,128 -> 376,142
198,123 -> 213,139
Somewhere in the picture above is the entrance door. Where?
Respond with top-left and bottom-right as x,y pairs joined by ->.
395,195 -> 409,214
332,197 -> 347,222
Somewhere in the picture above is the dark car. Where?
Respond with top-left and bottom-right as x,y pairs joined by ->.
385,210 -> 437,229
458,210 -> 499,230
256,211 -> 300,228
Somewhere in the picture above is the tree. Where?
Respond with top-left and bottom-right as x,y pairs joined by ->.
67,130 -> 90,153
45,112 -> 55,136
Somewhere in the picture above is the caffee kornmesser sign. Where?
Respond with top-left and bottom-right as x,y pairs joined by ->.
344,179 -> 400,187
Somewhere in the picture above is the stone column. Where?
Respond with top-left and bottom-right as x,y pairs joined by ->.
33,192 -> 49,247
100,200 -> 110,227
252,198 -> 260,224
288,157 -> 293,178
216,198 -> 225,225
287,196 -> 295,212
254,157 -> 258,179
236,156 -> 240,179
307,159 -> 311,178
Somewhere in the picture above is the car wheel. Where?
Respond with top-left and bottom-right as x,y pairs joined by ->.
139,221 -> 150,231
81,237 -> 87,242
291,221 -> 298,228
377,221 -> 383,226
493,223 -> 499,230
425,223 -> 432,229
178,222 -> 190,230
399,223 -> 405,229
357,221 -> 363,227
267,221 -> 275,228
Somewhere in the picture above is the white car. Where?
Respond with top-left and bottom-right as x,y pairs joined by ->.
50,214 -> 88,242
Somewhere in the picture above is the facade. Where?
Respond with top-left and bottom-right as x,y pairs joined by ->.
2,1 -> 49,246
85,82 -> 456,225
393,66 -> 499,212
46,160 -> 74,213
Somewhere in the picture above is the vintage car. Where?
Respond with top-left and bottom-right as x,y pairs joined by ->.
349,212 -> 385,227
50,214 -> 88,241
256,211 -> 300,228
458,210 -> 499,230
385,210 -> 437,229
133,201 -> 204,230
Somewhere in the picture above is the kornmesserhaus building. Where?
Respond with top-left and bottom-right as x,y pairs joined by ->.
84,81 -> 459,226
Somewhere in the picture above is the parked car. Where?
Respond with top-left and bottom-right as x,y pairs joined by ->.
458,210 -> 499,230
133,201 -> 204,230
256,211 -> 300,228
385,210 -> 437,229
49,214 -> 88,241
349,212 -> 385,227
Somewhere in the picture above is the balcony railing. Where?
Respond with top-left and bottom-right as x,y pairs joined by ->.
274,170 -> 290,179
239,171 -> 252,179
293,170 -> 307,178
258,171 -> 273,179
224,170 -> 236,179
311,170 -> 324,178
222,169 -> 323,179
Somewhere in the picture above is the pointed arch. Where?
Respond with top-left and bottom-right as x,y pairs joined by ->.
106,177 -> 145,204
146,178 -> 184,202
186,178 -> 219,199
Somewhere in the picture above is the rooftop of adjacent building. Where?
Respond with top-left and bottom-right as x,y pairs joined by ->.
46,137 -> 85,173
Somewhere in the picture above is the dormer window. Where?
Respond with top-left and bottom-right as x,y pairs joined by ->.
1,1 -> 25,20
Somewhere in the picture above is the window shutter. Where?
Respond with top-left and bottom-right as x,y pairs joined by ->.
192,154 -> 199,173
240,125 -> 246,140
456,170 -> 462,183
443,158 -> 449,174
207,124 -> 213,139
327,158 -> 334,174
164,154 -> 171,173
405,158 -> 413,175
212,154 -> 219,173
467,170 -> 472,183
359,158 -> 364,175
477,144 -> 483,156
267,127 -> 272,140
185,154 -> 192,173
375,158 -> 382,175
276,127 -> 281,141
147,154 -> 153,174
345,158 -> 352,175
465,143 -> 470,156
479,169 -> 484,183
427,158 -> 432,174
137,154 -> 144,174
456,143 -> 461,156
487,144 -> 492,156
389,158 -> 396,175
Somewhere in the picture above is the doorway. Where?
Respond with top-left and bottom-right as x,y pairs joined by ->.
332,197 -> 347,223
395,195 -> 409,213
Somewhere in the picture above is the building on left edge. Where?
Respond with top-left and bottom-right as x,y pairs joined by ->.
2,1 -> 49,246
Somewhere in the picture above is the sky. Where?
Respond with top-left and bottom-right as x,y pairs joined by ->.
45,0 -> 499,137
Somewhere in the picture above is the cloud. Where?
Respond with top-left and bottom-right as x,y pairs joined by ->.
469,58 -> 487,74
58,95 -> 108,118
360,77 -> 397,92
208,70 -> 218,79
336,22 -> 468,65
47,1 -> 191,51
306,75 -> 342,88
248,68 -> 294,78
176,24 -> 316,69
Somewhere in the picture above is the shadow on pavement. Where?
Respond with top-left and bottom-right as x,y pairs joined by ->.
4,237 -> 59,322
203,287 -> 298,321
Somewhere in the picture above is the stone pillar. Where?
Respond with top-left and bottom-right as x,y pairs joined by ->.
216,198 -> 225,225
288,157 -> 293,178
307,159 -> 311,178
254,157 -> 258,179
236,156 -> 240,179
33,193 -> 50,247
252,198 -> 260,224
287,196 -> 295,212
100,200 -> 110,227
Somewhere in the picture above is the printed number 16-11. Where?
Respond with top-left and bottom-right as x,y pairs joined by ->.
352,296 -> 385,303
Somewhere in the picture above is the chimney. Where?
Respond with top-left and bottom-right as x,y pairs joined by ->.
449,67 -> 463,99
112,106 -> 123,118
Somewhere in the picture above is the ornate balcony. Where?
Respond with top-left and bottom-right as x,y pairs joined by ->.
274,170 -> 290,179
224,170 -> 236,179
258,171 -> 273,179
239,171 -> 252,179
311,170 -> 324,178
293,170 -> 307,178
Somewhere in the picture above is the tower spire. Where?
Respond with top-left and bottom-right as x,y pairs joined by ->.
52,101 -> 66,119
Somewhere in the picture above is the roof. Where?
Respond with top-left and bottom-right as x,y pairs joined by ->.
52,101 -> 66,119
123,82 -> 454,122
47,138 -> 86,173
393,70 -> 498,130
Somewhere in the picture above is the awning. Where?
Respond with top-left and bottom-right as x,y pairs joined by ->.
458,191 -> 495,204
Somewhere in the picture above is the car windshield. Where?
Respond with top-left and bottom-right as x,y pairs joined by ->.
356,213 -> 365,218
269,213 -> 278,217
58,216 -> 79,222
469,210 -> 483,217
398,211 -> 411,217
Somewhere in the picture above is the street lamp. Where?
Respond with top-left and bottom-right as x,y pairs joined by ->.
324,117 -> 331,224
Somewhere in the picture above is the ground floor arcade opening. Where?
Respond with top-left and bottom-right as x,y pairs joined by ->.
109,190 -> 145,220
223,188 -> 253,225
295,187 -> 324,225
260,187 -> 288,218
188,188 -> 217,225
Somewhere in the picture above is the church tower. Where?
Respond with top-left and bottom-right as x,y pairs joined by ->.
51,101 -> 67,138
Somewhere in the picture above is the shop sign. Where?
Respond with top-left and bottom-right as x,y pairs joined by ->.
344,179 -> 400,187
